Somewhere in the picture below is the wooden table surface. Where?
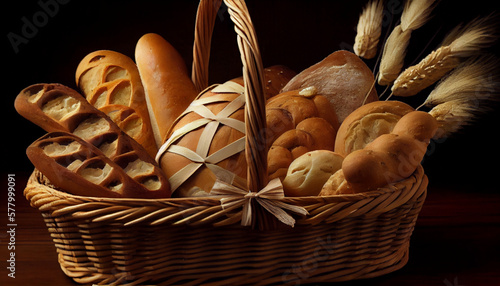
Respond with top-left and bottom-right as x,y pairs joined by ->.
1,172 -> 499,286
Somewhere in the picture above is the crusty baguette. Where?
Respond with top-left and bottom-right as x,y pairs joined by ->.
135,33 -> 199,147
15,83 -> 171,197
75,50 -> 158,158
27,132 -> 169,198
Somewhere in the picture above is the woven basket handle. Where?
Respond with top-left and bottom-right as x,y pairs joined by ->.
192,0 -> 267,192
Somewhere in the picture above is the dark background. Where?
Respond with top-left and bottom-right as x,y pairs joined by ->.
3,0 -> 500,191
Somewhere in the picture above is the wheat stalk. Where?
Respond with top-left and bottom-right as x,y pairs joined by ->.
428,100 -> 477,138
378,0 -> 436,86
422,56 -> 499,138
392,16 -> 497,97
354,0 -> 384,59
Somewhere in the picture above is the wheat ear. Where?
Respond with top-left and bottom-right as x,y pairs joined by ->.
378,0 -> 436,85
392,16 -> 498,97
423,56 -> 499,138
354,0 -> 384,59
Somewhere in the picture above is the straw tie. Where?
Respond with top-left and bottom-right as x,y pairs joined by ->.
211,178 -> 309,227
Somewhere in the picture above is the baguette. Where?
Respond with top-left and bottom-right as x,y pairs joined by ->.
15,83 -> 171,197
135,33 -> 199,147
75,50 -> 157,158
27,132 -> 169,198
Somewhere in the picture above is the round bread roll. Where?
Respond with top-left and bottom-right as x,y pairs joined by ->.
283,150 -> 344,197
282,50 -> 378,123
265,89 -> 339,181
334,100 -> 414,156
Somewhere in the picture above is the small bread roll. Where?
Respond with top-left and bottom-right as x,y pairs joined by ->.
283,150 -> 344,197
282,50 -> 378,123
319,170 -> 349,196
334,100 -> 414,156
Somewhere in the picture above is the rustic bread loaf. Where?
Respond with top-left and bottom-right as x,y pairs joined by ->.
15,83 -> 171,197
282,50 -> 378,123
75,50 -> 157,158
27,132 -> 169,198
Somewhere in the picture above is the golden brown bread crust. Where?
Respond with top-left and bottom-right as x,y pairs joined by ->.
15,83 -> 171,197
263,65 -> 296,99
27,132 -> 169,198
320,111 -> 438,195
266,89 -> 339,181
282,50 -> 378,123
158,80 -> 247,197
75,50 -> 157,158
135,33 -> 199,146
334,100 -> 415,156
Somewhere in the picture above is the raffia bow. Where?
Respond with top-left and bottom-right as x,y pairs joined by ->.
210,178 -> 309,227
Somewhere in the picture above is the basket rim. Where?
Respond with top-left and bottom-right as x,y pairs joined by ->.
24,165 -> 426,228
26,166 -> 424,204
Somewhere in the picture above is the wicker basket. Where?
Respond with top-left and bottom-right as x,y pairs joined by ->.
24,0 -> 429,285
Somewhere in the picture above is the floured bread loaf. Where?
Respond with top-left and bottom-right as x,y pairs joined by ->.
282,50 -> 378,123
283,150 -> 344,197
266,88 -> 340,181
27,132 -> 169,198
262,65 -> 296,99
75,50 -> 157,158
15,83 -> 171,197
334,100 -> 415,156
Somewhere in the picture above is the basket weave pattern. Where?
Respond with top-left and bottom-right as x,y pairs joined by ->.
24,0 -> 429,284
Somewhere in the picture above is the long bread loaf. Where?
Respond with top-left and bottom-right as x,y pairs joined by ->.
27,132 -> 169,198
15,83 -> 171,197
75,50 -> 158,158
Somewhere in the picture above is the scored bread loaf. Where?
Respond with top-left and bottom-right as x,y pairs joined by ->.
282,50 -> 378,123
135,33 -> 199,147
75,50 -> 157,158
334,100 -> 415,156
320,111 -> 438,195
15,83 -> 171,197
27,132 -> 169,198
266,88 -> 340,181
